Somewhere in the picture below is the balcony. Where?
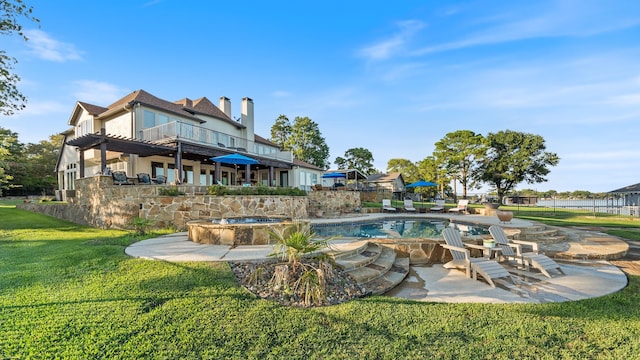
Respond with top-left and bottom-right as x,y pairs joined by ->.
139,121 -> 293,162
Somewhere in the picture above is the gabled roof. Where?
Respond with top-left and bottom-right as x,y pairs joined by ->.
254,134 -> 280,147
293,158 -> 323,171
366,172 -> 403,183
609,182 -> 640,193
77,101 -> 108,115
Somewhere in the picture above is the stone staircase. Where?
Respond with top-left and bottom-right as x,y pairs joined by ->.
513,224 -> 568,243
327,241 -> 410,295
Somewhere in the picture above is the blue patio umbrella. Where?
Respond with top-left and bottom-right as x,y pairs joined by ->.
211,153 -> 259,184
406,180 -> 437,188
322,172 -> 347,178
210,153 -> 259,165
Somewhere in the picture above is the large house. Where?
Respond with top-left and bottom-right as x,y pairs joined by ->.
56,89 -> 323,196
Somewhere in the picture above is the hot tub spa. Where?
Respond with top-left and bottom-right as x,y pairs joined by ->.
187,217 -> 308,246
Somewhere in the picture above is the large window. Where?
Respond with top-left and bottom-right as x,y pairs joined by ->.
151,162 -> 164,178
167,164 -> 176,184
183,165 -> 193,184
143,110 -> 155,128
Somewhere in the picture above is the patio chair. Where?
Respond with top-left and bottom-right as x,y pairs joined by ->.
441,227 -> 514,288
489,225 -> 564,278
403,199 -> 416,212
111,171 -> 133,185
137,173 -> 152,184
448,199 -> 469,214
430,199 -> 445,212
153,175 -> 167,184
382,199 -> 396,212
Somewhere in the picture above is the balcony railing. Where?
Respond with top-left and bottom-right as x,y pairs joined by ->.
139,121 -> 293,162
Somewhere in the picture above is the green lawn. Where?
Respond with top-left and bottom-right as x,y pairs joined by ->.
1,204 -> 640,358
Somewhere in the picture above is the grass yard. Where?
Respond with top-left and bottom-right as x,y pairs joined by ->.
1,203 -> 640,358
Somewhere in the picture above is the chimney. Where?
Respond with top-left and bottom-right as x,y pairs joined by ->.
219,96 -> 232,119
241,97 -> 255,142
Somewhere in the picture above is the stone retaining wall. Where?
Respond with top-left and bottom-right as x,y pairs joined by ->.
307,190 -> 361,217
18,176 -> 308,230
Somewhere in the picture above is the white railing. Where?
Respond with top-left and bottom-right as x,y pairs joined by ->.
140,121 -> 293,162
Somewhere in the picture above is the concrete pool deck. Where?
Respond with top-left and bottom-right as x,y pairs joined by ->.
125,213 -> 632,304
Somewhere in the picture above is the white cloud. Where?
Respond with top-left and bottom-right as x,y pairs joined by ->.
271,90 -> 292,98
23,29 -> 83,62
72,80 -> 128,104
358,20 -> 425,61
10,100 -> 68,117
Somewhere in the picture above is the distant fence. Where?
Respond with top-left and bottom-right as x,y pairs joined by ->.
465,192 -> 640,218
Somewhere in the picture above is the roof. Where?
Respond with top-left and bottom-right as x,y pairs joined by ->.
324,169 -> 367,180
609,182 -> 640,193
293,158 -> 323,171
254,134 -> 280,147
366,172 -> 403,183
77,101 -> 108,115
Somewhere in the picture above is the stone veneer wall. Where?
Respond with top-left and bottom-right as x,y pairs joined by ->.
18,176 -> 308,230
307,190 -> 361,217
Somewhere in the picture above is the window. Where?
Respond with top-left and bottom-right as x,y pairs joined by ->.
65,163 -> 76,190
183,165 -> 193,184
157,114 -> 169,125
151,162 -> 164,178
143,110 -> 155,128
167,164 -> 175,184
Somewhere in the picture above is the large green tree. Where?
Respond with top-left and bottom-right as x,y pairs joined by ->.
334,147 -> 375,175
386,158 -> 419,183
1,0 -> 39,116
433,130 -> 486,199
269,116 -> 330,169
0,126 -> 23,194
476,130 -> 559,202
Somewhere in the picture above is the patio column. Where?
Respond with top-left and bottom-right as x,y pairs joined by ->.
99,128 -> 107,173
269,166 -> 274,187
215,162 -> 221,184
175,142 -> 182,184
79,149 -> 85,178
245,164 -> 250,184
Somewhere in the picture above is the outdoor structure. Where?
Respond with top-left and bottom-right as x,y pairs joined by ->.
365,172 -> 406,194
321,169 -> 367,190
55,89 -> 323,200
609,182 -> 640,216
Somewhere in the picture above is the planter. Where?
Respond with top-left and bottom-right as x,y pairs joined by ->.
496,210 -> 514,223
483,239 -> 496,248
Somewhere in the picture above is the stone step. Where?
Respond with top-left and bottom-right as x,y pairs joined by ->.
361,257 -> 411,295
332,242 -> 383,270
324,240 -> 370,260
344,246 -> 397,284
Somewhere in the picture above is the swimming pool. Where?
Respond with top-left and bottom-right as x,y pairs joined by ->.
311,218 -> 489,239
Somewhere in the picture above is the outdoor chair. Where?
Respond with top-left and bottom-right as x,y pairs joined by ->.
430,199 -> 445,212
382,199 -> 396,212
111,171 -> 133,185
403,199 -> 416,212
441,227 -> 514,288
137,173 -> 152,184
448,199 -> 469,214
153,175 -> 167,184
489,225 -> 565,278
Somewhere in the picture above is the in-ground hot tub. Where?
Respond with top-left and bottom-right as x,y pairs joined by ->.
187,217 -> 309,246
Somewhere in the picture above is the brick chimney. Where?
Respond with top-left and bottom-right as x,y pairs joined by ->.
241,97 -> 255,142
219,96 -> 232,119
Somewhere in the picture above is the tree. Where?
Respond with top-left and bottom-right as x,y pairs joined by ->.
476,130 -> 559,202
1,0 -> 39,116
415,156 -> 441,198
433,130 -> 486,199
0,126 -> 23,194
386,158 -> 419,181
334,147 -> 375,175
269,114 -> 291,149
15,134 -> 62,194
285,116 -> 330,169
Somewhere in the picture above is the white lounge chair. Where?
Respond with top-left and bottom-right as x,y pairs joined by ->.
489,225 -> 565,278
430,199 -> 445,212
403,199 -> 416,212
382,199 -> 396,212
448,199 -> 469,214
441,227 -> 514,288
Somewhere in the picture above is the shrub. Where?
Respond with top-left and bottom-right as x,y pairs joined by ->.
158,187 -> 185,196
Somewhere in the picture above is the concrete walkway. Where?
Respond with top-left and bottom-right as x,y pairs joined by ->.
125,213 -> 630,304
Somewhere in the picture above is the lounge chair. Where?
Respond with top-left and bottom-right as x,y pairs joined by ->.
441,227 -> 513,288
403,199 -> 416,212
137,173 -> 152,184
448,199 -> 469,214
111,171 -> 133,185
382,199 -> 396,212
430,199 -> 445,212
489,225 -> 564,278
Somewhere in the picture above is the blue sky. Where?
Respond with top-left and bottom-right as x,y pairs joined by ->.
3,0 -> 640,193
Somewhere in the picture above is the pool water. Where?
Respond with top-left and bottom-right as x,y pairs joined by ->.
312,218 -> 489,239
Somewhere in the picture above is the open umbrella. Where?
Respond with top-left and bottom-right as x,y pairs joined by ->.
211,153 -> 259,185
406,180 -> 437,210
322,172 -> 347,189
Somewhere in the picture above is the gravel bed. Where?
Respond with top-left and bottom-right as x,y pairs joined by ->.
230,259 -> 368,307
